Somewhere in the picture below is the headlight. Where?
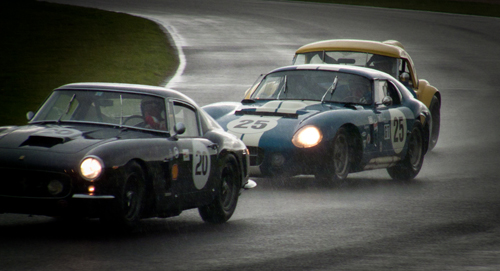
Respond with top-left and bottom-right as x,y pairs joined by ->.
80,156 -> 103,181
292,125 -> 323,148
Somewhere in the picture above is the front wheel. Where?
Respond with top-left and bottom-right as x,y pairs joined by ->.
199,154 -> 240,224
101,161 -> 145,228
315,127 -> 352,182
387,122 -> 424,181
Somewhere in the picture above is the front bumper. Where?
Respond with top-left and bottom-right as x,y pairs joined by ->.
0,194 -> 115,217
0,167 -> 117,217
248,144 -> 329,177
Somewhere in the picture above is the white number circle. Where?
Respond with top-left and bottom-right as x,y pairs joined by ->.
389,109 -> 407,154
192,141 -> 211,190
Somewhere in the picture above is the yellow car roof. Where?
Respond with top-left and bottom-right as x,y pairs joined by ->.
295,39 -> 410,59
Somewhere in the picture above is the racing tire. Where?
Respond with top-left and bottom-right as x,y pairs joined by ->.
428,95 -> 440,150
101,161 -> 145,229
315,127 -> 351,182
199,154 -> 240,224
387,122 -> 424,181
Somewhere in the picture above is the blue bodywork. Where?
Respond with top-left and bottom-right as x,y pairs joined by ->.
203,65 -> 431,179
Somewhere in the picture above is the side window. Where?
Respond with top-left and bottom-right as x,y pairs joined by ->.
170,101 -> 200,137
387,81 -> 402,105
375,80 -> 402,105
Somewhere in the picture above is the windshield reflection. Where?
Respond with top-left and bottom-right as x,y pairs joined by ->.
251,70 -> 373,105
294,51 -> 398,78
31,90 -> 168,132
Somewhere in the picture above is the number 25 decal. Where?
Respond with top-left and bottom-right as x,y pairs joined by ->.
392,116 -> 405,143
227,118 -> 278,134
234,119 -> 269,129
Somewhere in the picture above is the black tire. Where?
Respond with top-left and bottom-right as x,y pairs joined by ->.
428,95 -> 440,150
387,122 -> 424,181
101,161 -> 145,228
315,127 -> 351,182
199,154 -> 240,224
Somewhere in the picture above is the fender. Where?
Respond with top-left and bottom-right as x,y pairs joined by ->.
416,79 -> 439,109
203,102 -> 242,120
86,137 -> 173,168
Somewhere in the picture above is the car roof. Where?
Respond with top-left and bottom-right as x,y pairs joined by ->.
269,64 -> 394,80
294,39 -> 410,59
56,82 -> 198,106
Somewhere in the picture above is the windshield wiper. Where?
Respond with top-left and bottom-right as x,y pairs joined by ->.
57,94 -> 76,123
276,75 -> 287,100
321,76 -> 338,103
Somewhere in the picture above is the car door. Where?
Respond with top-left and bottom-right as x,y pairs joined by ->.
373,79 -> 414,158
167,100 -> 218,206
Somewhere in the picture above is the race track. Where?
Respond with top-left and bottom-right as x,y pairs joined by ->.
2,0 -> 500,270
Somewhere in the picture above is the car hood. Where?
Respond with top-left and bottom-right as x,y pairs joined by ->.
0,124 -> 116,154
214,100 -> 350,149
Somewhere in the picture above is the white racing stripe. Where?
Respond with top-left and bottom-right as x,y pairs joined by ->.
226,100 -> 319,147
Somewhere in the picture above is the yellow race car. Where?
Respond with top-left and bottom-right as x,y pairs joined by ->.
292,39 -> 441,150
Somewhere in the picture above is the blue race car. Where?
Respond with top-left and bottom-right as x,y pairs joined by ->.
203,64 -> 431,181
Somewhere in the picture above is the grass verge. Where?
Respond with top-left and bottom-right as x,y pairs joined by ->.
0,0 -> 178,126
1,0 -> 498,126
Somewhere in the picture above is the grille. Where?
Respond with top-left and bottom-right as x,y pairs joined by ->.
247,146 -> 264,166
0,169 -> 72,198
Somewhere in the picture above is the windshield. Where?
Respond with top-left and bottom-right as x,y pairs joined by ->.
250,70 -> 373,105
31,90 -> 168,131
293,51 -> 398,78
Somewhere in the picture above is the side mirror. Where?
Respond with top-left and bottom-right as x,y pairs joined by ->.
382,96 -> 393,106
26,111 -> 35,121
172,122 -> 186,139
399,72 -> 410,83
400,72 -> 414,88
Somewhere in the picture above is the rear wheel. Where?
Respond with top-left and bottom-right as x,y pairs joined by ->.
428,95 -> 440,150
315,127 -> 351,182
101,161 -> 145,228
387,122 -> 424,181
199,154 -> 240,223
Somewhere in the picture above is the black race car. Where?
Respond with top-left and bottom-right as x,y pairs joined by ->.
0,83 -> 254,227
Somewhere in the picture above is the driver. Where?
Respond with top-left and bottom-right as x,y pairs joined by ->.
349,81 -> 372,104
141,97 -> 166,130
368,55 -> 394,76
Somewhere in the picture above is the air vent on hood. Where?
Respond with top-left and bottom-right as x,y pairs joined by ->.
20,135 -> 66,148
235,110 -> 298,119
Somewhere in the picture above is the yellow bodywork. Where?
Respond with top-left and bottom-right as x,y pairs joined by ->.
293,39 -> 439,109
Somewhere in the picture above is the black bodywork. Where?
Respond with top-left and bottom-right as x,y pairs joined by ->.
0,83 -> 250,225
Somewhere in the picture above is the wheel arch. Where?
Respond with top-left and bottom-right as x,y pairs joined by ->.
216,149 -> 243,188
331,123 -> 363,171
122,158 -> 157,215
417,79 -> 440,108
418,114 -> 430,155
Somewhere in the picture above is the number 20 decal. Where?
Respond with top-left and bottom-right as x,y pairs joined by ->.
192,141 -> 211,190
227,117 -> 278,134
195,151 -> 209,176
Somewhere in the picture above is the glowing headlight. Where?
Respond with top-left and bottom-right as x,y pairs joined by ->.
292,126 -> 323,148
80,156 -> 103,181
